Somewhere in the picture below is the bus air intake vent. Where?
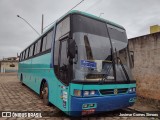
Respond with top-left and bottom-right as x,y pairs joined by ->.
100,88 -> 128,95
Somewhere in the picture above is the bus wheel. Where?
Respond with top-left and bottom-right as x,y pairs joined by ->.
41,82 -> 49,106
20,75 -> 24,85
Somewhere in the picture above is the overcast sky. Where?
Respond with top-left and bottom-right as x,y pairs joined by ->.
0,0 -> 160,59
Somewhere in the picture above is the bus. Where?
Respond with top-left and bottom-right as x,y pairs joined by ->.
18,10 -> 136,116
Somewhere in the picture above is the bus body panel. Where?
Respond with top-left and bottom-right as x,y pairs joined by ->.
69,83 -> 136,116
19,53 -> 51,93
70,93 -> 136,116
18,52 -> 70,112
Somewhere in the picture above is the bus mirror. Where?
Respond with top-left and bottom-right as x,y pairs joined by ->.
130,51 -> 134,68
68,39 -> 76,59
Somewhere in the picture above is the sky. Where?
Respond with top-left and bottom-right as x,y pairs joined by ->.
0,0 -> 160,59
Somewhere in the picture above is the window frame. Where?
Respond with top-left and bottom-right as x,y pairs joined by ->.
54,15 -> 71,86
55,16 -> 70,41
46,29 -> 54,50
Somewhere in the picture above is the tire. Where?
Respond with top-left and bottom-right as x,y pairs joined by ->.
41,82 -> 49,106
20,75 -> 24,85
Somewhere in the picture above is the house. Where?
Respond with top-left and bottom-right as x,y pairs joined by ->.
0,57 -> 19,73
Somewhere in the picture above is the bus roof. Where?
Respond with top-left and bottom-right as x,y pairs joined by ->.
43,10 -> 125,37
21,10 -> 125,52
68,10 -> 125,30
46,10 -> 125,31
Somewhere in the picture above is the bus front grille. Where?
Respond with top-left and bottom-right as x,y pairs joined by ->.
100,88 -> 128,95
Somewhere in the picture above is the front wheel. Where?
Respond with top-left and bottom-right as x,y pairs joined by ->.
41,82 -> 49,106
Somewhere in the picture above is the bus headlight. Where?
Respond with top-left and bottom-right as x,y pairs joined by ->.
90,90 -> 95,95
74,90 -> 81,96
83,90 -> 97,96
132,88 -> 136,92
128,87 -> 136,93
128,88 -> 132,92
84,91 -> 90,96
74,90 -> 99,97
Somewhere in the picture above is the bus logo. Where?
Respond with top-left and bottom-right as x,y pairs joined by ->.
114,89 -> 118,94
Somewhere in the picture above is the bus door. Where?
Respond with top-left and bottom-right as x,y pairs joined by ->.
57,38 -> 70,111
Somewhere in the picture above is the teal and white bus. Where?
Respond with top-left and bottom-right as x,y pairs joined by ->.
18,10 -> 136,116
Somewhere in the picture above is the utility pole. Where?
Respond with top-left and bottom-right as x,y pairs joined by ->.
41,14 -> 44,34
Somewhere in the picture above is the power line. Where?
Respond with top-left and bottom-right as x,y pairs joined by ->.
43,0 -> 85,30
69,0 -> 84,11
84,0 -> 99,12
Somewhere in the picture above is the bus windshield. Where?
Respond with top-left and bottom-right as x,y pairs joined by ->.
71,14 -> 133,83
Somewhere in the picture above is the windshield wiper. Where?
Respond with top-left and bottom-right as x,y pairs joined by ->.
116,57 -> 130,82
105,23 -> 117,82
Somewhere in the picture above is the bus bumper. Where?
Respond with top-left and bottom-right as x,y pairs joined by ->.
70,93 -> 136,116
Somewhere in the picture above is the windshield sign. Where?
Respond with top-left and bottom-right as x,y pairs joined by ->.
81,60 -> 97,69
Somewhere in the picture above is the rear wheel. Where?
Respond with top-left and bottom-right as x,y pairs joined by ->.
41,82 -> 49,106
20,75 -> 24,85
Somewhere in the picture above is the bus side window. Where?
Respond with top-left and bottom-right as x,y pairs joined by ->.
25,49 -> 29,59
24,51 -> 26,59
29,45 -> 34,57
54,39 -> 60,77
34,43 -> 37,55
54,16 -> 70,84
20,53 -> 22,61
22,51 -> 25,60
19,53 -> 21,61
59,39 -> 69,84
42,36 -> 47,52
21,53 -> 23,61
55,17 -> 70,40
36,39 -> 42,54
46,30 -> 53,50
27,47 -> 30,58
